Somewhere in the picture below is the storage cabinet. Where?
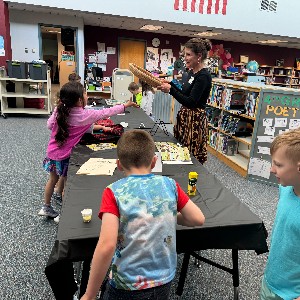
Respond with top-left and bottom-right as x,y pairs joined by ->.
0,70 -> 51,118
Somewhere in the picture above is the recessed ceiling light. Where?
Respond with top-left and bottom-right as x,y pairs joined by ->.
140,25 -> 163,31
194,32 -> 221,37
258,39 -> 289,44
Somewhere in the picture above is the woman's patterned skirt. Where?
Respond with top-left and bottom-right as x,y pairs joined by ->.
173,106 -> 208,164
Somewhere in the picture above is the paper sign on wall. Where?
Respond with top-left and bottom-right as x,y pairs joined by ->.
263,118 -> 273,127
257,136 -> 274,143
107,47 -> 116,54
146,47 -> 159,71
257,146 -> 270,155
289,119 -> 300,130
88,54 -> 96,63
96,52 -> 107,64
98,64 -> 106,71
264,126 -> 275,136
274,118 -> 287,127
97,42 -> 105,52
248,157 -> 271,179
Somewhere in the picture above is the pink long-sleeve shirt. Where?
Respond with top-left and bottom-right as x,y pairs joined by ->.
46,105 -> 125,160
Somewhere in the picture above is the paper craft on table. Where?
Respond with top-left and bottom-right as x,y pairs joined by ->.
248,157 -> 271,179
152,152 -> 162,173
274,118 -> 287,128
155,142 -> 192,164
105,99 -> 126,106
264,126 -> 275,136
263,118 -> 273,127
257,136 -> 274,143
76,158 -> 117,175
289,119 -> 300,130
257,146 -> 270,155
86,143 -> 117,152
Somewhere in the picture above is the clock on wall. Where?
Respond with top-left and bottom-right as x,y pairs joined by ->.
152,38 -> 160,47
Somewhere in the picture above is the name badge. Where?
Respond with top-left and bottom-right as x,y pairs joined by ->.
188,77 -> 194,84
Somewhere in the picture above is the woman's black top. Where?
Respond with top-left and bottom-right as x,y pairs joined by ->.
169,68 -> 212,109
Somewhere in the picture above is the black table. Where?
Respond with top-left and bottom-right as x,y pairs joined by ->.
45,108 -> 268,300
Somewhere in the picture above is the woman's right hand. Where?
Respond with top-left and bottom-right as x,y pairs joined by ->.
157,82 -> 171,94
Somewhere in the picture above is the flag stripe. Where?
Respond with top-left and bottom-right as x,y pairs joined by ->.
183,0 -> 188,10
215,0 -> 220,14
174,0 -> 228,14
222,0 -> 227,14
199,0 -> 204,13
207,0 -> 212,14
191,0 -> 196,12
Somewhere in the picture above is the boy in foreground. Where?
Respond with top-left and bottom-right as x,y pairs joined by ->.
260,129 -> 300,300
81,130 -> 205,300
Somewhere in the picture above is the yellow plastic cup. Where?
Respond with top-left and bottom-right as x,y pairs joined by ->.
81,208 -> 92,223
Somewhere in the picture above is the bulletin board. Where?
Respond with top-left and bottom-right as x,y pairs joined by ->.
248,87 -> 300,185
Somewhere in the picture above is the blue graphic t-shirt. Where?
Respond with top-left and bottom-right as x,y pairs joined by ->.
99,174 -> 189,290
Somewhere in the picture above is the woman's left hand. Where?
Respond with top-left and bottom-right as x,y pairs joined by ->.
157,83 -> 171,93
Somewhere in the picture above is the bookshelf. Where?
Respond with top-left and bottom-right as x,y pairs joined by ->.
206,79 -> 261,177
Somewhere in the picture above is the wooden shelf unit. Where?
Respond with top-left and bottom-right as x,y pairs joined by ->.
0,70 -> 51,118
207,79 -> 261,177
207,78 -> 300,178
258,65 -> 299,87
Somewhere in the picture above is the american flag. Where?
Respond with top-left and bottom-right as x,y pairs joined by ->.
174,0 -> 228,15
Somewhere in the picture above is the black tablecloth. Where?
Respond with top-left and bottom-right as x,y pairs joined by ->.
45,107 -> 268,299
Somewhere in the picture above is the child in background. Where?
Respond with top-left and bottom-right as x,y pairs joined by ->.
68,72 -> 81,82
81,130 -> 205,300
128,82 -> 142,106
260,129 -> 300,300
38,81 -> 138,219
140,81 -> 155,116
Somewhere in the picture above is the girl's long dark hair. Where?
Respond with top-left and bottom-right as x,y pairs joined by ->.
141,80 -> 155,95
55,81 -> 84,146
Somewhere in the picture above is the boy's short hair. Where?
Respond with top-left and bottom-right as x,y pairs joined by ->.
271,129 -> 300,162
128,82 -> 139,91
68,72 -> 81,82
117,130 -> 155,170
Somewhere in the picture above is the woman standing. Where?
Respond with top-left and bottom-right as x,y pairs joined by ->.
158,38 -> 212,164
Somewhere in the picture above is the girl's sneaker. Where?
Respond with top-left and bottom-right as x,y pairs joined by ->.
54,215 -> 60,223
38,205 -> 59,218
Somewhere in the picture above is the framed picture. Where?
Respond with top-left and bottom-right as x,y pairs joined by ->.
240,55 -> 249,64
276,59 -> 284,67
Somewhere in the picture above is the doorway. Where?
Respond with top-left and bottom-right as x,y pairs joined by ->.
40,25 -> 78,107
119,38 -> 146,82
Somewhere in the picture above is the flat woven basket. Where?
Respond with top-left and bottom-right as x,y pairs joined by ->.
129,63 -> 162,87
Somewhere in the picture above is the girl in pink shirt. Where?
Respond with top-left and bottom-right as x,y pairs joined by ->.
38,81 -> 138,219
